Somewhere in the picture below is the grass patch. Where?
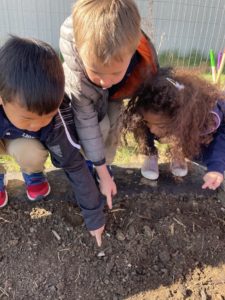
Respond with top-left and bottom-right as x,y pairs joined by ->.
159,50 -> 208,68
202,73 -> 225,86
114,133 -> 139,165
113,138 -> 169,166
0,155 -> 53,173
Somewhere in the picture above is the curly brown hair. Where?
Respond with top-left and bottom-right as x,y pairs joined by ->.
123,68 -> 225,159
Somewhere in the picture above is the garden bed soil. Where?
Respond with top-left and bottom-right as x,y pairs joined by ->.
0,163 -> 225,300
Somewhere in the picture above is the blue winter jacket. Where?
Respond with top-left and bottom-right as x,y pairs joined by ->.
201,100 -> 225,174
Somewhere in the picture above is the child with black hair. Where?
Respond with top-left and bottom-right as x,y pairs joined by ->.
123,69 -> 225,190
0,36 -> 105,246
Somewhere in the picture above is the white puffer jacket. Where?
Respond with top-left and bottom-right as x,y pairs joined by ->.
60,16 -> 108,165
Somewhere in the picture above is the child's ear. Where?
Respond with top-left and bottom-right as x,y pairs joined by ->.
0,97 -> 3,105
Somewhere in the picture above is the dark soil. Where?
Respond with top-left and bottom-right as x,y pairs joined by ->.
1,164 -> 225,300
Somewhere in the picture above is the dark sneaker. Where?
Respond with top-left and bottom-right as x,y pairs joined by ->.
22,172 -> 51,201
0,174 -> 8,208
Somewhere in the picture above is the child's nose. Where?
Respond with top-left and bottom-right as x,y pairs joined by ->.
149,125 -> 158,135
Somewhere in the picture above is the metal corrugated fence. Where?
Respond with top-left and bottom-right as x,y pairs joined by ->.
0,0 -> 224,68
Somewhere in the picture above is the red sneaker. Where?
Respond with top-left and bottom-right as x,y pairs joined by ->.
0,188 -> 8,208
26,181 -> 51,201
22,172 -> 51,201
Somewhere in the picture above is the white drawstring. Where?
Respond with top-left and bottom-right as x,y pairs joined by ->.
58,109 -> 81,149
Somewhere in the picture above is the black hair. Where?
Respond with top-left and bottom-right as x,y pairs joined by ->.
0,36 -> 65,115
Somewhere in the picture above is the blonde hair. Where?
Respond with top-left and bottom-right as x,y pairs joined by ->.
72,0 -> 141,64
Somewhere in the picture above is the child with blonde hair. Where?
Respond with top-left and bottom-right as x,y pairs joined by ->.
60,0 -> 159,208
123,69 -> 225,190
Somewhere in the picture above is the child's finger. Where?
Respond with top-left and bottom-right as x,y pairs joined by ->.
90,228 -> 103,247
202,178 -> 215,189
90,231 -> 95,237
106,193 -> 112,209
112,185 -> 117,196
95,232 -> 102,247
212,177 -> 223,189
203,178 -> 221,190
202,182 -> 209,189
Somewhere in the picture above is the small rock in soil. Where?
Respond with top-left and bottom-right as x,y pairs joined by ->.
97,251 -> 105,258
116,230 -> 125,241
159,250 -> 171,264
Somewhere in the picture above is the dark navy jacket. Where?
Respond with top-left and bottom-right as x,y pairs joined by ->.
0,97 -> 105,231
202,100 -> 225,174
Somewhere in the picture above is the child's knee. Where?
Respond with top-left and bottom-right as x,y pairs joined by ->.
6,138 -> 48,171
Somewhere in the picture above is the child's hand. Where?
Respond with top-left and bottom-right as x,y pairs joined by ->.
99,176 -> 117,209
95,165 -> 117,209
202,171 -> 224,190
90,225 -> 105,247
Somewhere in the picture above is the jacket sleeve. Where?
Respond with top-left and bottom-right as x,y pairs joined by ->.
45,118 -> 106,231
202,122 -> 225,174
67,68 -> 107,166
59,16 -> 107,166
64,168 -> 106,230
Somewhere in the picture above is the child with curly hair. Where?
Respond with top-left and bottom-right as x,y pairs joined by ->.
123,69 -> 225,190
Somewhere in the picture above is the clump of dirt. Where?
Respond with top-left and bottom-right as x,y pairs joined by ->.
0,166 -> 225,300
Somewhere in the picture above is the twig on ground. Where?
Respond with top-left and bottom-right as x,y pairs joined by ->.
0,217 -> 11,223
137,214 -> 151,221
58,248 -> 71,262
110,208 -> 126,213
173,217 -> 186,229
0,286 -> 9,298
169,223 -> 175,236
74,267 -> 81,283
58,248 -> 70,252
192,223 -> 196,232
52,230 -> 61,241
57,252 -> 61,262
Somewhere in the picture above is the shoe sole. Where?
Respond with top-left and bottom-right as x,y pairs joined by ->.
171,168 -> 188,177
141,170 -> 159,180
